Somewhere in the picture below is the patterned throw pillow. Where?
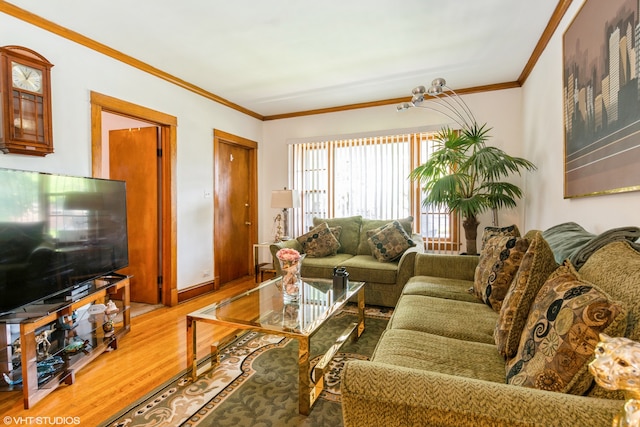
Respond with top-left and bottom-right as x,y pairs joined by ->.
296,222 -> 341,257
473,235 -> 530,312
481,224 -> 521,250
357,217 -> 414,255
367,220 -> 416,262
494,232 -> 558,358
579,241 -> 640,341
329,226 -> 342,243
313,216 -> 362,255
505,262 -> 627,395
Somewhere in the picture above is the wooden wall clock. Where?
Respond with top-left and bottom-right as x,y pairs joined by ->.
0,46 -> 54,156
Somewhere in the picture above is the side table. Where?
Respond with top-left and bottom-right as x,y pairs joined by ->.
253,243 -> 276,282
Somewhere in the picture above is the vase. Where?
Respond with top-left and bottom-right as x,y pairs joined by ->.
278,254 -> 305,303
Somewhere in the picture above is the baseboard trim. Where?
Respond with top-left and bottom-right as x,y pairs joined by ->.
178,280 -> 215,303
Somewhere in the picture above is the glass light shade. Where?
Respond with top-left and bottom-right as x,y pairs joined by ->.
427,85 -> 443,96
431,77 -> 447,87
411,94 -> 424,104
412,85 -> 426,95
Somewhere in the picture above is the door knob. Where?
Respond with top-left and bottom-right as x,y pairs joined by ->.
245,221 -> 251,225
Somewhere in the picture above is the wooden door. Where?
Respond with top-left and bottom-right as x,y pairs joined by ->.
214,131 -> 257,286
109,127 -> 160,303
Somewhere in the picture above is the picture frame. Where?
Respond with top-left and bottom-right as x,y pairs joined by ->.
562,0 -> 640,198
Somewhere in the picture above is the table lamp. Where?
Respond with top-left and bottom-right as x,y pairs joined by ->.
271,188 -> 300,240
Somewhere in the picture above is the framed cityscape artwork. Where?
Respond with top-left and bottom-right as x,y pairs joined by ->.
562,0 -> 640,198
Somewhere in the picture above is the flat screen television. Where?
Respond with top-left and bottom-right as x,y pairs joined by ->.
0,168 -> 129,316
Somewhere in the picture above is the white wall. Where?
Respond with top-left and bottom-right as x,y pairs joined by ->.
522,0 -> 640,234
0,14 -> 263,291
261,88 -> 526,250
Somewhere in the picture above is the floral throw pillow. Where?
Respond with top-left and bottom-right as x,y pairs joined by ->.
494,232 -> 558,358
367,220 -> 416,262
473,235 -> 530,312
296,222 -> 341,257
505,262 -> 627,395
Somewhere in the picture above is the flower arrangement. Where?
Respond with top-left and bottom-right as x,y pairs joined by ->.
276,248 -> 304,300
276,248 -> 302,264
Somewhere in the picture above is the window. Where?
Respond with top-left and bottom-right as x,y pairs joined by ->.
289,131 -> 459,252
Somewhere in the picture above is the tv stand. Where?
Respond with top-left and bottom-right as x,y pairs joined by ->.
0,274 -> 130,409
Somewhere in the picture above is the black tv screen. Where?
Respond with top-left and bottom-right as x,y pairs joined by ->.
0,168 -> 128,316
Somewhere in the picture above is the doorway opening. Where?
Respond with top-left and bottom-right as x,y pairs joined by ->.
90,91 -> 178,306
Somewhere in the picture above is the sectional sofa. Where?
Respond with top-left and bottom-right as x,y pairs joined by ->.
341,225 -> 640,426
270,215 -> 424,307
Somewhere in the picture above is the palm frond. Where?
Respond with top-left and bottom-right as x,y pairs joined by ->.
481,182 -> 524,209
449,193 -> 491,219
409,121 -> 536,222
473,147 -> 537,182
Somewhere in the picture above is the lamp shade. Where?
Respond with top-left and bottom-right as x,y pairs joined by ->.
271,189 -> 299,209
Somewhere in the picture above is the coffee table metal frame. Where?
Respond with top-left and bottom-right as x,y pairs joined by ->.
185,276 -> 365,415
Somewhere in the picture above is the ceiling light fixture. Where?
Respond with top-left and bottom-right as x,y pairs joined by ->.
397,78 -> 476,131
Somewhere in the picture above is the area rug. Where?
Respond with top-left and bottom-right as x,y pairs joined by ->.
100,304 -> 391,427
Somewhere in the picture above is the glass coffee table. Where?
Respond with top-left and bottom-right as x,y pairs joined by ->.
186,276 -> 365,415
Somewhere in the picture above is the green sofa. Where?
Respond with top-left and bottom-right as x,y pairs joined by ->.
270,215 -> 424,307
341,234 -> 640,426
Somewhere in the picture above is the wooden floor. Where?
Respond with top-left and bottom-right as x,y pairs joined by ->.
0,276 -> 259,426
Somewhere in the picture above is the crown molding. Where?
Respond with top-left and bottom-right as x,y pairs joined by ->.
0,0 -> 265,120
1,0 -> 573,121
518,0 -> 573,84
262,81 -> 522,120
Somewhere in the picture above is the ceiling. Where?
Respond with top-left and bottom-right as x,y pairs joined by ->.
5,0 -> 563,118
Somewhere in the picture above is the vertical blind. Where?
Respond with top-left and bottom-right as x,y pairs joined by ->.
289,131 -> 459,252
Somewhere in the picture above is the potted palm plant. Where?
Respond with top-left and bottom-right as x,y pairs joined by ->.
409,122 -> 536,255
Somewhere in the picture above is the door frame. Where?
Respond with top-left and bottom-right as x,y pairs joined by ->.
90,91 -> 178,306
213,129 -> 258,289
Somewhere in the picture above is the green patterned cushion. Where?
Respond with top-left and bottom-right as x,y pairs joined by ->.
579,241 -> 640,341
329,225 -> 342,243
367,220 -> 416,262
357,217 -> 413,255
494,232 -> 558,358
296,222 -> 341,257
481,224 -> 521,249
505,262 -> 627,395
473,235 -> 530,312
313,216 -> 362,255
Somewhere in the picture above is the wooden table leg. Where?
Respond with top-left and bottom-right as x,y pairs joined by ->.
210,343 -> 220,366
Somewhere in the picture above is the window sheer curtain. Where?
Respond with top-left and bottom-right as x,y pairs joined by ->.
289,131 -> 459,252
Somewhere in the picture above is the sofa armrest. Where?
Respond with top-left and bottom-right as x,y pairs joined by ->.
269,240 -> 303,276
395,234 -> 426,289
413,252 -> 479,282
341,361 -> 619,427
